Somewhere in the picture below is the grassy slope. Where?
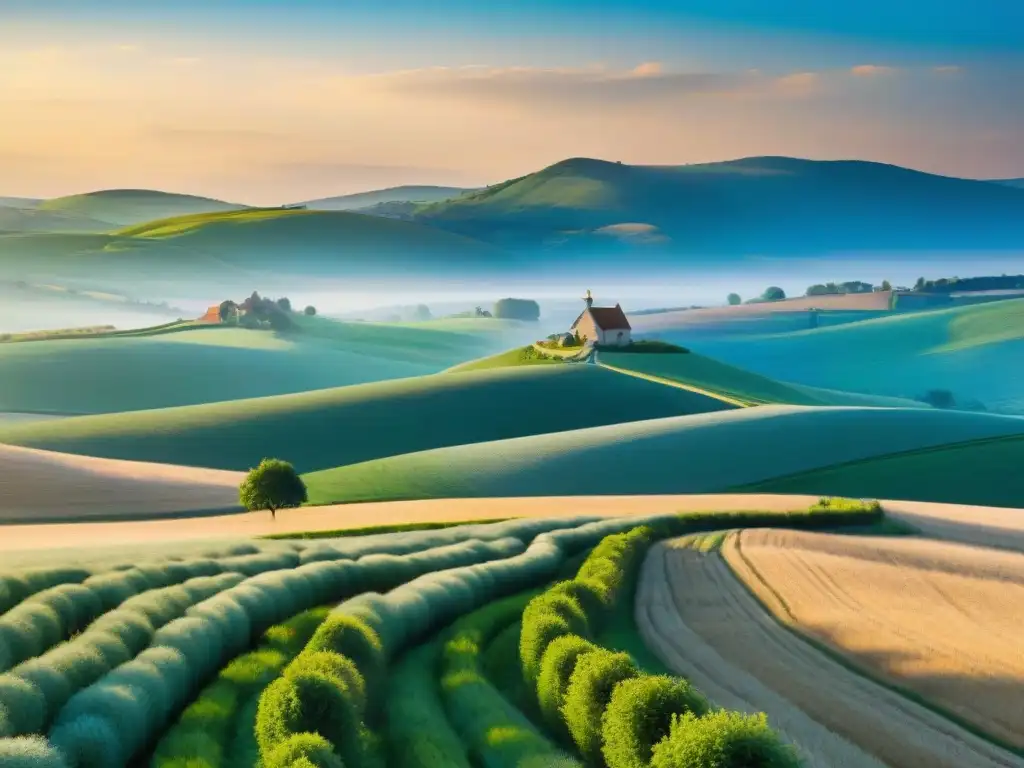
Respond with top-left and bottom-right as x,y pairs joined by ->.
39,189 -> 245,226
416,156 -> 1024,253
0,206 -> 115,234
684,299 -> 1024,414
301,405 -> 1024,504
739,433 -> 1024,508
0,365 -> 736,472
447,346 -> 566,372
300,185 -> 472,210
0,317 -> 500,414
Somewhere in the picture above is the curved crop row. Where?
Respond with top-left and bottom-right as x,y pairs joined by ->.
255,514 -> 687,767
0,551 -> 301,674
4,536 -> 523,768
439,592 -> 582,768
0,572 -> 245,738
521,525 -> 801,767
0,568 -> 92,617
151,605 -> 332,768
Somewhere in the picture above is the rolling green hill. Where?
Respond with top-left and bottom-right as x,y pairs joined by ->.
0,196 -> 41,208
686,298 -> 1024,414
994,179 -> 1024,190
301,185 -> 473,210
416,156 -> 1024,254
301,405 -> 1024,504
0,364 -> 736,471
0,205 -> 114,233
0,317 -> 505,414
0,208 -> 508,290
738,432 -> 1024,508
39,189 -> 246,226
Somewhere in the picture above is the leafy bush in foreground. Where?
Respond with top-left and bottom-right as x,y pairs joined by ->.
439,593 -> 581,768
0,736 -> 67,768
562,649 -> 639,763
537,635 -> 600,740
650,711 -> 801,768
601,676 -> 710,768
150,605 -> 331,768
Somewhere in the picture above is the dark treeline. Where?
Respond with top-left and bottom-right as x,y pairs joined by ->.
912,274 -> 1024,293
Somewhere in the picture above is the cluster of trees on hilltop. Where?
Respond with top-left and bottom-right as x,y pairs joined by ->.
805,280 -> 882,296
218,291 -> 317,331
493,298 -> 540,321
912,274 -> 1024,293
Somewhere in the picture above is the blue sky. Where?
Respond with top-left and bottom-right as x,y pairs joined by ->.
1,1 -> 1021,202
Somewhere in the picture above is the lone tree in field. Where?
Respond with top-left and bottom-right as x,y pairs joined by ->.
304,305 -> 317,316
239,458 -> 307,520
762,286 -> 786,302
727,293 -> 741,306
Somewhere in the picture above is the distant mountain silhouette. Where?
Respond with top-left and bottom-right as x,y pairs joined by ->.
415,157 -> 1024,255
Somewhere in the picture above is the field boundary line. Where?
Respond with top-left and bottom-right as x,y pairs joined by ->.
596,362 -> 753,407
733,431 -> 1024,493
722,531 -> 1024,760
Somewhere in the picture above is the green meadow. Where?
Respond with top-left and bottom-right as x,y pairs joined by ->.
0,365 -> 735,471
301,405 -> 1024,505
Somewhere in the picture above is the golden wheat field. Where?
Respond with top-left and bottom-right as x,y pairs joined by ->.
636,538 -> 1024,768
731,529 -> 1024,750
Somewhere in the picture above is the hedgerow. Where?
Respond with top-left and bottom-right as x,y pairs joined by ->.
649,711 -> 801,768
439,593 -> 582,768
562,649 -> 640,763
0,572 -> 244,736
537,634 -> 601,739
43,537 -> 523,768
256,517 -> 660,767
0,551 -> 303,674
150,605 -> 331,768
0,568 -> 91,616
385,640 -> 473,768
604,675 -> 710,768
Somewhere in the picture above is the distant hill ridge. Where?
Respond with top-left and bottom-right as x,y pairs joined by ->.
415,155 -> 1024,255
39,189 -> 246,226
300,185 -> 475,211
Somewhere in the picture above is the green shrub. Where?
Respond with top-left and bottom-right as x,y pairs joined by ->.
239,459 -> 308,517
264,733 -> 345,768
563,650 -> 640,764
306,616 -> 383,708
0,676 -> 45,735
290,652 -> 366,716
650,711 -> 801,768
601,676 -> 710,768
520,612 -> 577,685
537,635 -> 599,737
256,669 -> 362,766
0,735 -> 69,768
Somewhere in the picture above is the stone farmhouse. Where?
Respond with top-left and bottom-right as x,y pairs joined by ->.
570,290 -> 632,346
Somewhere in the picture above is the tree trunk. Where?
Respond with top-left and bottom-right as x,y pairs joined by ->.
269,506 -> 276,521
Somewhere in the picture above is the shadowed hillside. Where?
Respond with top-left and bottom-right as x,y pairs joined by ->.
416,156 -> 1024,255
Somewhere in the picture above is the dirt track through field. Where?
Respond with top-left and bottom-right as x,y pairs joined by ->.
733,529 -> 1024,749
637,539 -> 1024,768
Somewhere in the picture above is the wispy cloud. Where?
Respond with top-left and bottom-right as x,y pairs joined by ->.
850,64 -> 896,76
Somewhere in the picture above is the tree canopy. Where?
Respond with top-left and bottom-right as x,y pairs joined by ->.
761,286 -> 786,302
239,458 -> 308,517
727,293 -> 741,306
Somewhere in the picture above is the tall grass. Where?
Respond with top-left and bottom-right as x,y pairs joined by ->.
0,568 -> 91,616
439,593 -> 583,768
42,537 -> 524,768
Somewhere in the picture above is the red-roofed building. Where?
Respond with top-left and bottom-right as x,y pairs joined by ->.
570,290 -> 632,346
